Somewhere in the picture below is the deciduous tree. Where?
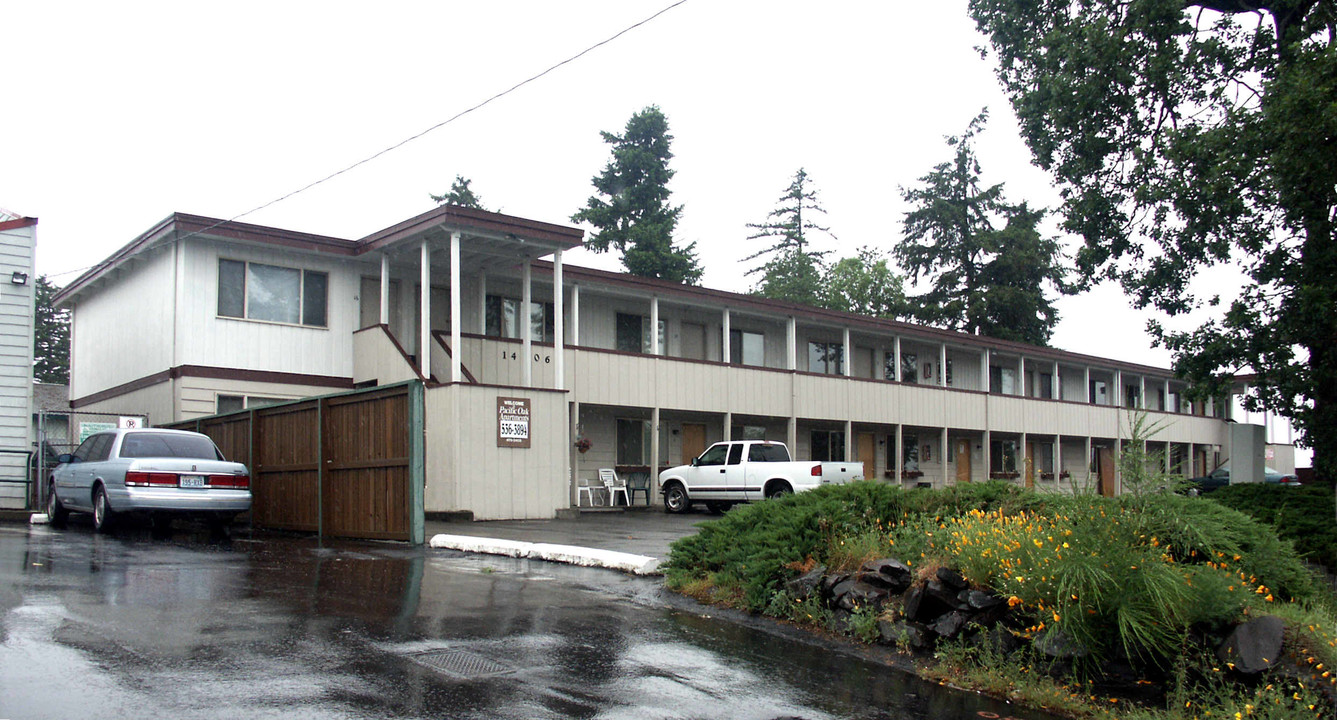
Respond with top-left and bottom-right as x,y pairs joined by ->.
572,106 -> 702,284
820,247 -> 910,319
970,0 -> 1337,477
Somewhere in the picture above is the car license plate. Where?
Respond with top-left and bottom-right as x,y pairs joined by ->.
179,475 -> 206,488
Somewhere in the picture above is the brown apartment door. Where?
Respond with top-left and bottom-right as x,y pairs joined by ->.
1097,447 -> 1116,497
681,322 -> 707,361
682,424 -> 707,464
955,439 -> 971,484
857,433 -> 876,481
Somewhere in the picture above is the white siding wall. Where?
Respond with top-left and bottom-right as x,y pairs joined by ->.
177,238 -> 366,378
69,246 -> 174,398
0,223 -> 35,508
77,382 -> 174,429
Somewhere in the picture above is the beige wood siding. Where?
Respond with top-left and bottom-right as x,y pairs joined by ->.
177,377 -> 342,419
353,327 -> 419,386
77,382 -> 174,428
424,384 -> 568,520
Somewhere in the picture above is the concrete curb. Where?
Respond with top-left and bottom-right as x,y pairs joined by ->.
429,533 -> 662,576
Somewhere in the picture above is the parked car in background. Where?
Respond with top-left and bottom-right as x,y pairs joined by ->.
658,440 -> 863,514
1188,461 -> 1301,494
47,428 -> 251,533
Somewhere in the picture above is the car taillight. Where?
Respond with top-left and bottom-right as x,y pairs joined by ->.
125,471 -> 179,487
811,464 -> 822,477
210,474 -> 249,489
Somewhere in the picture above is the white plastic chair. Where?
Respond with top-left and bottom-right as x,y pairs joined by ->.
577,477 -> 600,506
600,468 -> 629,507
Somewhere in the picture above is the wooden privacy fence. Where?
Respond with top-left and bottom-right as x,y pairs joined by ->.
164,381 -> 424,544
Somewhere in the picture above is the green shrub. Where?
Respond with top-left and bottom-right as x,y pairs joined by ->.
1208,484 -> 1337,572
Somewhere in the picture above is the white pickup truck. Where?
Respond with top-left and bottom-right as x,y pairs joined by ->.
658,440 -> 864,514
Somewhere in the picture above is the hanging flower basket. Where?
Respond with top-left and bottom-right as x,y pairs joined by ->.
574,437 -> 592,454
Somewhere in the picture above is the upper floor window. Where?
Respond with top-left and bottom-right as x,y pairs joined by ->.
1125,384 -> 1141,408
729,329 -> 764,366
1089,379 -> 1109,405
616,312 -> 666,354
485,295 -> 554,342
990,366 -> 1017,394
808,342 -> 844,375
1038,372 -> 1053,399
218,259 -> 327,327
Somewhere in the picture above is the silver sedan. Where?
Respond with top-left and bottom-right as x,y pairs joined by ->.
47,428 -> 251,533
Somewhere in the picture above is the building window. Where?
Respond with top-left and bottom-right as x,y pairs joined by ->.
217,395 -> 290,414
732,425 -> 767,441
900,352 -> 919,383
945,357 -> 954,386
1089,379 -> 1108,405
485,295 -> 554,342
900,434 -> 919,472
990,366 -> 1017,394
218,259 -> 327,327
808,342 -> 843,375
1125,384 -> 1141,408
729,329 -> 764,366
1035,442 -> 1055,474
1039,373 -> 1053,399
810,430 -> 845,462
616,418 -> 651,465
990,440 -> 1019,473
615,312 -> 666,354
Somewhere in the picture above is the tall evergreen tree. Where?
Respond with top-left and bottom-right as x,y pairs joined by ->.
895,111 -> 1070,345
572,106 -> 702,284
969,0 -> 1337,480
430,175 -> 487,210
33,275 -> 69,384
745,168 -> 835,305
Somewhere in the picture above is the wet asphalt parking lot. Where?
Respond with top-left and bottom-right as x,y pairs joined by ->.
0,517 -> 1052,720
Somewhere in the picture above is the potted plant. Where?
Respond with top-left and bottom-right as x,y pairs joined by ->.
574,437 -> 592,454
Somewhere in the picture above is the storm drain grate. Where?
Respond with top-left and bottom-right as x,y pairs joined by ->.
405,649 -> 514,679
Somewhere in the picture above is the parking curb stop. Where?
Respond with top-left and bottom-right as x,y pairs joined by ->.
429,534 -> 661,575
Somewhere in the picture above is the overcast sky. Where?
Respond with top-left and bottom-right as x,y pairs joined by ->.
3,1 -> 1222,370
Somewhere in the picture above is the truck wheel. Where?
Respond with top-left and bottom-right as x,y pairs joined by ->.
765,482 -> 793,500
663,483 -> 691,514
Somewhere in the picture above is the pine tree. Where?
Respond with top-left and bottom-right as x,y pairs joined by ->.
33,275 -> 69,384
430,175 -> 487,210
745,168 -> 835,305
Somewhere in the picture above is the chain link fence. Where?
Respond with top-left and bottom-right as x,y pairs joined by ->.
25,410 -> 150,511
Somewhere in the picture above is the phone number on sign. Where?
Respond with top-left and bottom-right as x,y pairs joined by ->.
500,420 -> 529,438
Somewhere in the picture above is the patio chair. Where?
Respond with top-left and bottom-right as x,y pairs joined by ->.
577,477 -> 601,507
600,468 -> 629,507
627,471 -> 652,505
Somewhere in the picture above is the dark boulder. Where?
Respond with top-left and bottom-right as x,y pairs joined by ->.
932,610 -> 971,639
837,580 -> 890,612
961,589 -> 1004,611
878,619 -> 935,651
1217,615 -> 1284,675
925,580 -> 965,610
904,582 -> 959,622
936,567 -> 968,591
820,572 -> 850,598
859,558 -> 913,592
784,565 -> 826,600
1035,628 -> 1090,660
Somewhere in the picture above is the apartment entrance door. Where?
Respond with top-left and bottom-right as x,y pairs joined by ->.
1097,447 -> 1116,497
857,433 -> 876,481
955,439 -> 971,484
682,424 -> 707,464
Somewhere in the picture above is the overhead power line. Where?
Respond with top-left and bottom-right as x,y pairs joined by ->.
51,0 -> 688,285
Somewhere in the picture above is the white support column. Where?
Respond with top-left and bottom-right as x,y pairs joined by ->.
724,412 -> 732,442
842,327 -> 851,377
379,254 -> 390,326
983,349 -> 991,392
722,308 -> 731,363
420,239 -> 431,378
941,428 -> 949,488
651,406 -> 661,495
894,336 -> 902,381
1086,436 -> 1094,481
786,316 -> 797,370
522,260 -> 532,387
1165,441 -> 1172,475
1021,431 -> 1029,484
1018,355 -> 1025,396
553,250 -> 564,391
983,429 -> 992,480
650,296 -> 660,356
477,271 -> 487,334
1084,367 -> 1092,403
1053,361 -> 1061,400
787,416 -> 797,455
895,424 -> 904,482
844,420 -> 853,461
1114,369 -> 1123,407
569,401 -> 580,507
572,284 -> 581,346
450,232 -> 461,384
1054,435 -> 1062,482
1140,376 -> 1147,409
940,344 -> 947,387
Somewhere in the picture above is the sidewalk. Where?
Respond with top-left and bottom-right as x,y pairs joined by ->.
426,508 -> 711,575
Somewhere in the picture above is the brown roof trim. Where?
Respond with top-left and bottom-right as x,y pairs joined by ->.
533,261 -> 1181,379
70,365 -> 354,409
173,214 -> 357,254
357,204 -> 584,252
0,217 -> 38,232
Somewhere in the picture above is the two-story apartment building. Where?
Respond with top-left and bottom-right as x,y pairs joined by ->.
56,206 -> 1245,520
